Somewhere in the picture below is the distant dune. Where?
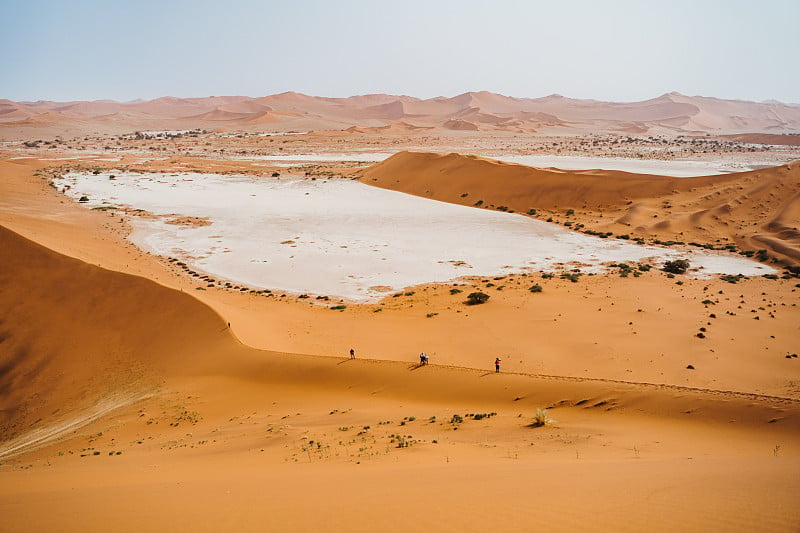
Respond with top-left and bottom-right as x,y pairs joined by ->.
2,90 -> 799,137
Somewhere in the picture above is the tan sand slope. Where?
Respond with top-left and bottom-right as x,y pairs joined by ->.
362,151 -> 800,264
0,225 -> 238,443
1,155 -> 799,531
1,221 -> 799,532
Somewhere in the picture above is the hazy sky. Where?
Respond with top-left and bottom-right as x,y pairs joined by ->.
2,0 -> 798,103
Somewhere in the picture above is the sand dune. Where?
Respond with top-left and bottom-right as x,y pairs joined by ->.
1,213 -> 799,531
362,151 -> 800,265
3,91 -> 799,137
720,133 -> 800,146
1,148 -> 799,531
0,225 -> 235,443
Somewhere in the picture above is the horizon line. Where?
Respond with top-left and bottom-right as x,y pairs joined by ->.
6,90 -> 798,107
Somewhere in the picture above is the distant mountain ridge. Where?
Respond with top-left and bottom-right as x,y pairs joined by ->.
1,91 -> 799,137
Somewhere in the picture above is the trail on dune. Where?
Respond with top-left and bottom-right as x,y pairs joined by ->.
0,389 -> 153,460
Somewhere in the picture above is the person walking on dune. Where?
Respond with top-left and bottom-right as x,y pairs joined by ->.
420,352 -> 428,366
495,357 -> 501,373
350,348 -> 355,359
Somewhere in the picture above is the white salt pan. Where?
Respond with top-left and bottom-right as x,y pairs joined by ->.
53,171 -> 776,302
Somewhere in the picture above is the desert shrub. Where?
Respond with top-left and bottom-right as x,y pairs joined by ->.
449,288 -> 463,295
755,249 -> 769,262
531,408 -> 553,427
527,208 -> 537,215
785,266 -> 800,276
529,284 -> 543,293
330,305 -> 346,310
272,172 -> 280,177
466,292 -> 490,305
720,274 -> 744,284
541,272 -> 554,279
565,209 -> 575,216
662,259 -> 690,274
560,272 -> 582,283
78,196 -> 89,202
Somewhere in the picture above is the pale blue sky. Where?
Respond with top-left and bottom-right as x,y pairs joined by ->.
1,0 -> 798,103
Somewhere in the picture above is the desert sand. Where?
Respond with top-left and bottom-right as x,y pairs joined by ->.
1,95 -> 800,532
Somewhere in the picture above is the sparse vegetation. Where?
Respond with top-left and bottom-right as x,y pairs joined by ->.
466,292 -> 490,305
720,274 -> 744,284
531,408 -> 553,427
662,259 -> 690,275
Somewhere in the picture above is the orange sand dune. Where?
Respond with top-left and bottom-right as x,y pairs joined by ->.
1,218 -> 799,532
720,133 -> 800,146
362,150 -> 738,210
362,151 -> 800,264
0,225 -> 236,442
1,151 -> 800,530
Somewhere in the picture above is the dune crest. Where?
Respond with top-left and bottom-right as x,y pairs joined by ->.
362,152 -> 800,265
0,225 -> 234,444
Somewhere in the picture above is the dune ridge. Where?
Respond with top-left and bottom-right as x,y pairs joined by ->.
0,224 -> 236,442
362,151 -> 800,265
3,91 -> 799,137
